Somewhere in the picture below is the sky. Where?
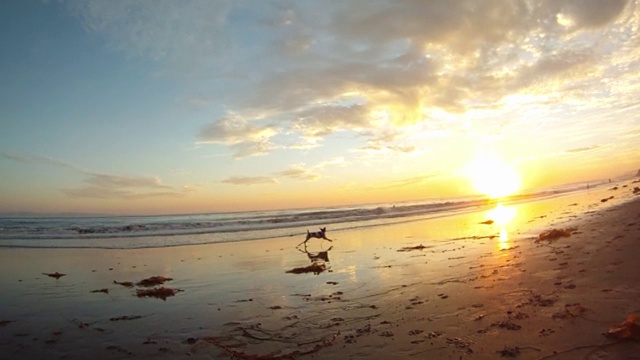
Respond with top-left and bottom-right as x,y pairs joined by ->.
1,0 -> 640,215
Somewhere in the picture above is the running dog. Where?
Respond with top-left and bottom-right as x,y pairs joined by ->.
300,227 -> 333,246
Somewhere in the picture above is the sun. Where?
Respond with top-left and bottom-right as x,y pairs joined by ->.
465,156 -> 521,198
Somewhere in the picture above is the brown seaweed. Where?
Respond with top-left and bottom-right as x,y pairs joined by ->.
136,286 -> 181,300
537,228 -> 576,241
43,272 -> 66,279
136,276 -> 173,287
604,314 -> 640,341
113,280 -> 134,287
398,244 -> 429,252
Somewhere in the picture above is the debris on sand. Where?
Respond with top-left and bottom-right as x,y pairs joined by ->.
136,276 -> 173,287
43,272 -> 66,279
105,345 -> 133,356
91,288 -> 109,294
496,345 -> 541,357
136,286 -> 181,300
604,314 -> 640,341
113,280 -> 134,287
479,220 -> 494,225
446,337 -> 474,354
492,320 -> 522,331
203,331 -> 339,360
497,346 -> 521,357
536,228 -> 576,242
286,263 -> 327,275
110,315 -> 143,321
552,303 -> 587,319
633,187 -> 640,194
525,294 -> 558,307
398,244 -> 429,252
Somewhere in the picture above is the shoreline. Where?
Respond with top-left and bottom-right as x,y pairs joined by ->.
0,181 -> 621,250
1,183 -> 639,359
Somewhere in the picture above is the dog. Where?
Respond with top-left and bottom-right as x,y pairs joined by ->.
300,227 -> 333,246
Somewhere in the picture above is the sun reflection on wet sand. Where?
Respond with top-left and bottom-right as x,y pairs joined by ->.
487,203 -> 517,250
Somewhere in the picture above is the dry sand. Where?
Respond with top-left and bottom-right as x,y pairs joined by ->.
1,182 -> 640,359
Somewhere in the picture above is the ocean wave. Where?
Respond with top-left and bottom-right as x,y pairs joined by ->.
0,187 -> 588,248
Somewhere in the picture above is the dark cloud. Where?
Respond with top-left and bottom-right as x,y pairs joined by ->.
554,0 -> 629,29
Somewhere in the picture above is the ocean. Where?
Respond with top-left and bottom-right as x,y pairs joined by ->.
0,181 -> 609,249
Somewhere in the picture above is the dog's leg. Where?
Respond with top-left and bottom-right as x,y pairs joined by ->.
298,234 -> 311,247
321,235 -> 333,242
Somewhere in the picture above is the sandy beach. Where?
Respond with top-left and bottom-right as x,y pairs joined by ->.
1,182 -> 640,359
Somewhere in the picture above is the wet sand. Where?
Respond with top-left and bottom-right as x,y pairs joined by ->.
1,182 -> 640,359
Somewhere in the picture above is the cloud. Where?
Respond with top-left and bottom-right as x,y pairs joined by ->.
84,173 -> 171,189
197,114 -> 275,144
292,104 -> 371,138
223,157 -> 347,186
619,128 -> 640,138
60,186 -> 187,200
221,176 -> 278,185
366,174 -> 440,191
564,145 -> 601,153
357,144 -> 417,154
1,153 -> 84,172
316,156 -> 347,168
3,152 -> 192,200
64,0 -> 640,162
273,157 -> 349,182
65,172 -> 190,200
274,164 -> 320,181
197,114 -> 279,158
554,0 -> 629,29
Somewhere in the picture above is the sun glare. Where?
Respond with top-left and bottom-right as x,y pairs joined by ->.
465,156 -> 521,198
487,203 -> 518,250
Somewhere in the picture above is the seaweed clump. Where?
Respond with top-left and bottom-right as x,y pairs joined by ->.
43,272 -> 66,279
605,314 -> 640,341
398,244 -> 429,252
536,228 -> 576,242
137,276 -> 173,287
136,287 -> 181,300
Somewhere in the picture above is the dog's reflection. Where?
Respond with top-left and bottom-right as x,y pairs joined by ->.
286,243 -> 333,275
297,243 -> 333,264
